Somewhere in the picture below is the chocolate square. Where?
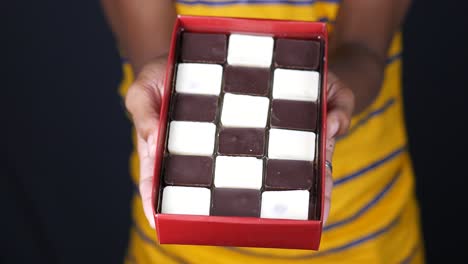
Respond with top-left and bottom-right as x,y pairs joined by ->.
223,66 -> 270,96
180,33 -> 227,63
274,39 -> 321,70
271,99 -> 317,131
265,159 -> 315,190
172,94 -> 218,122
211,188 -> 261,217
218,128 -> 265,156
164,155 -> 213,187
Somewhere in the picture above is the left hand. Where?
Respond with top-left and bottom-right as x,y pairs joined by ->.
322,71 -> 355,225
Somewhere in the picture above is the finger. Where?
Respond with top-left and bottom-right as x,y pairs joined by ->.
125,65 -> 165,142
127,61 -> 167,229
325,136 -> 336,166
326,73 -> 355,138
327,108 -> 352,139
322,167 -> 334,226
125,82 -> 161,142
323,133 -> 335,226
137,134 -> 158,229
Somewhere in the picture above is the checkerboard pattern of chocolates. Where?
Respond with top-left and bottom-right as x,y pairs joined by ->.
160,32 -> 323,221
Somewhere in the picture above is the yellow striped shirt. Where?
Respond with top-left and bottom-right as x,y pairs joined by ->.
120,1 -> 425,263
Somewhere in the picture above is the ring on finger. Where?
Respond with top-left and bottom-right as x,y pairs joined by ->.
325,160 -> 333,173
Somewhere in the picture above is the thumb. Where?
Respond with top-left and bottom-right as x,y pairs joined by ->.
125,79 -> 162,142
125,62 -> 166,228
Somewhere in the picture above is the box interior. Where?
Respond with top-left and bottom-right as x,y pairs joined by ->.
152,15 -> 327,230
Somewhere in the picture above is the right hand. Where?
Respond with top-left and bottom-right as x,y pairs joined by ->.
125,56 -> 167,228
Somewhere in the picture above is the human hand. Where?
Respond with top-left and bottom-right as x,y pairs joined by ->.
125,57 -> 168,228
323,72 -> 355,225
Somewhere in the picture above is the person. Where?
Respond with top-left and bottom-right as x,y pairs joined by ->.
100,0 -> 424,263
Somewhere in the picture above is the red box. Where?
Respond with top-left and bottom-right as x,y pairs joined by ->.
152,15 -> 328,250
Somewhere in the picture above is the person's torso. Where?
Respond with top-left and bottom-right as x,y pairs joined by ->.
126,1 -> 417,262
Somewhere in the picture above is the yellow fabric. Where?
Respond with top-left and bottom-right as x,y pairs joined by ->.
120,1 -> 425,263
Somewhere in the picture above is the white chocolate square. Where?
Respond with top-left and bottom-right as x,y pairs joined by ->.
221,93 -> 270,128
272,68 -> 319,101
261,190 -> 310,220
161,186 -> 211,215
175,63 -> 223,95
268,128 -> 316,161
168,121 -> 216,156
214,156 -> 263,190
227,34 -> 274,68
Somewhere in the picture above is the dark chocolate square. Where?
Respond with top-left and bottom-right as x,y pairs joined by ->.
265,159 -> 315,190
218,128 -> 265,156
223,66 -> 270,96
164,155 -> 213,187
172,94 -> 218,122
274,39 -> 321,70
211,188 -> 261,217
180,33 -> 227,63
271,99 -> 317,131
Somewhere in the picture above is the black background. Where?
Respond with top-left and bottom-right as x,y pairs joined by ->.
3,1 -> 468,263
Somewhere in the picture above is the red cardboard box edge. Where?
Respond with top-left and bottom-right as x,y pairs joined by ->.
150,15 -> 328,251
